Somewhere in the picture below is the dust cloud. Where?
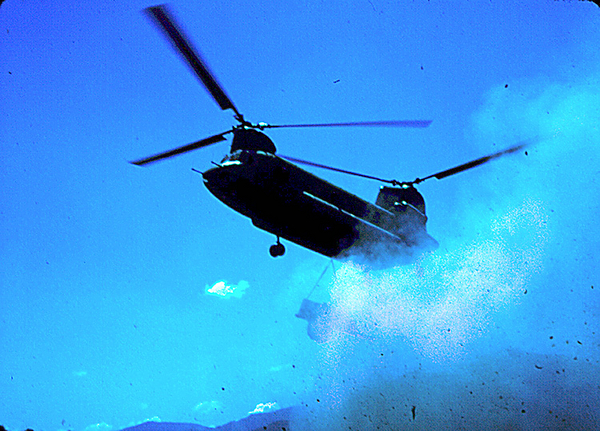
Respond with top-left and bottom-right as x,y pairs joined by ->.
292,76 -> 600,430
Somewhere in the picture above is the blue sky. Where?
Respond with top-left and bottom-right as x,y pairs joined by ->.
1,1 -> 599,430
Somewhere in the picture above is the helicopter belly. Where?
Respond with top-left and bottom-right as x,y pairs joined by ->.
203,160 -> 360,257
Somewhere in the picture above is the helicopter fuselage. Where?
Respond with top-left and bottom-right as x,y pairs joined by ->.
202,132 -> 438,266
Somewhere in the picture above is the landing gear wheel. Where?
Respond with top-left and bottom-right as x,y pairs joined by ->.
269,241 -> 286,257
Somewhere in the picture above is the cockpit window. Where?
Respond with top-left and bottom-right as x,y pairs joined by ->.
221,150 -> 243,163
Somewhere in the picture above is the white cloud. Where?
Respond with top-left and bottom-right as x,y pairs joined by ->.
205,280 -> 249,298
84,423 -> 113,431
268,363 -> 293,372
194,400 -> 222,413
248,402 -> 279,415
143,417 -> 161,423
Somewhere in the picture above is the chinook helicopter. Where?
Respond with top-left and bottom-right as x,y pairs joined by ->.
132,5 -> 528,267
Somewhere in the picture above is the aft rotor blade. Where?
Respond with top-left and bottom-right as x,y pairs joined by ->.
262,120 -> 432,129
412,141 -> 530,184
131,132 -> 230,166
145,5 -> 240,116
281,155 -> 398,185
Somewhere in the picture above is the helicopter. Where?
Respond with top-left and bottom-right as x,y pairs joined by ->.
132,4 -> 528,268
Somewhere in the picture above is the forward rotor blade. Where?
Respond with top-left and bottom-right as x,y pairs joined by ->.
131,132 -> 230,166
262,120 -> 432,129
413,141 -> 530,184
145,5 -> 240,116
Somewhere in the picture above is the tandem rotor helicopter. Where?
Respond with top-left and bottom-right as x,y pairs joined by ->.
132,4 -> 528,267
